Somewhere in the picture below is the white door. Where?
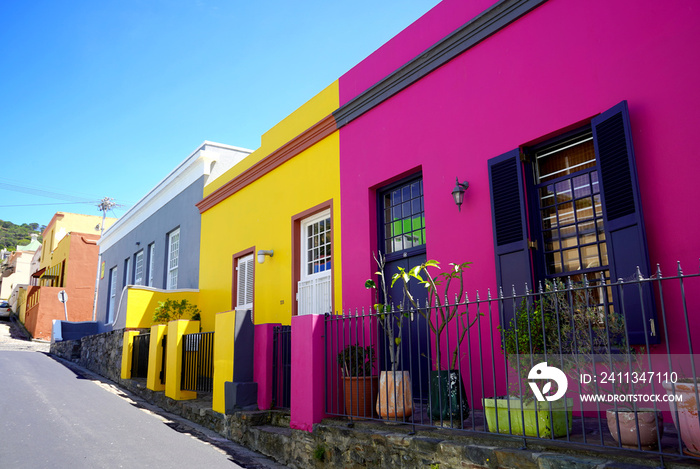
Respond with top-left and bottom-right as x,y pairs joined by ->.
297,210 -> 332,315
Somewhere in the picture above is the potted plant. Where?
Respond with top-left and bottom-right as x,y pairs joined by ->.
663,377 -> 700,456
337,344 -> 378,418
365,252 -> 413,419
391,260 -> 476,425
482,288 -> 573,438
568,302 -> 663,450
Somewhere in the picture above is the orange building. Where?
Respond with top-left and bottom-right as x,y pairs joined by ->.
25,224 -> 107,340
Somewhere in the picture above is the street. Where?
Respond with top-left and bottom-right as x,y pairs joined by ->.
0,319 -> 281,469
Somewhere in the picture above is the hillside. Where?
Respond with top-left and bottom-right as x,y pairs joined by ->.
0,220 -> 44,251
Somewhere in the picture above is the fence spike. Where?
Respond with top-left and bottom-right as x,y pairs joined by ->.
656,263 -> 662,278
636,265 -> 644,280
498,286 -> 504,300
487,288 -> 492,300
678,261 -> 683,276
511,285 -> 517,298
583,274 -> 590,289
537,281 -> 544,294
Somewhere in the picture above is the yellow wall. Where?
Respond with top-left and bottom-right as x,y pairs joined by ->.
147,324 -> 167,392
199,81 -> 342,329
124,287 -> 200,329
120,330 -> 140,379
18,287 -> 27,324
212,310 -> 235,413
165,319 -> 199,401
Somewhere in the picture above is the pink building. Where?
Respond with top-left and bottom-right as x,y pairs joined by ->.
335,0 -> 700,400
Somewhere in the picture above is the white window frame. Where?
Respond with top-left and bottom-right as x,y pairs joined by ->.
107,266 -> 117,323
134,250 -> 144,286
235,254 -> 254,311
147,243 -> 155,287
297,210 -> 332,315
167,228 -> 180,290
124,257 -> 131,286
301,210 -> 332,282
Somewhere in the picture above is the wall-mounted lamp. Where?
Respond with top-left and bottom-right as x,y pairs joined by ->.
451,177 -> 469,212
257,249 -> 274,264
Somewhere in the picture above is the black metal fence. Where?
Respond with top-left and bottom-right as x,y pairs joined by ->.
131,332 -> 150,379
160,334 -> 167,385
325,263 -> 700,465
181,331 -> 214,393
272,325 -> 292,409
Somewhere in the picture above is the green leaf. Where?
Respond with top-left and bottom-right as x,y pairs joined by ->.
425,259 -> 440,268
365,279 -> 376,289
394,337 -> 401,346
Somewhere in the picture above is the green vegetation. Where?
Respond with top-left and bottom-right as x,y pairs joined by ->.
0,220 -> 43,251
152,298 -> 201,324
312,444 -> 326,462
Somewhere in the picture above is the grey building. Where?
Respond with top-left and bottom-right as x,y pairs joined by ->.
95,141 -> 251,331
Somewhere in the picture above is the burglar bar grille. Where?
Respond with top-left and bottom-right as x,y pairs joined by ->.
181,331 -> 214,393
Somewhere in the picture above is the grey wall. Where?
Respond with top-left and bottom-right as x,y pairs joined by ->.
96,177 -> 204,331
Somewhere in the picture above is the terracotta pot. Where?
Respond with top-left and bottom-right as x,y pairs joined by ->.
343,376 -> 378,418
606,408 -> 663,449
663,381 -> 700,457
376,371 -> 413,419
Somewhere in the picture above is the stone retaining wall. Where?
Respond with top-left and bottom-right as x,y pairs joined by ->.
50,328 -> 147,384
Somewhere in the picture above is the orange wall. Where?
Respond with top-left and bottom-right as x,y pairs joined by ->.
25,233 -> 101,340
24,286 -> 64,340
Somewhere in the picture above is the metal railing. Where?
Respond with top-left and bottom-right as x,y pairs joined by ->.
131,332 -> 150,379
272,325 -> 292,409
325,263 -> 700,465
181,331 -> 214,393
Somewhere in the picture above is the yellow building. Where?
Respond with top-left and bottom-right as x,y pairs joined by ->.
120,84 -> 343,414
197,82 -> 342,331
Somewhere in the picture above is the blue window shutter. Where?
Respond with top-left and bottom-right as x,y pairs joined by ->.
488,149 -> 533,327
592,100 -> 657,345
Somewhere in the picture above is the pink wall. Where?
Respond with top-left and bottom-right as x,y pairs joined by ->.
339,0 -> 700,387
290,314 -> 328,431
340,0 -> 700,312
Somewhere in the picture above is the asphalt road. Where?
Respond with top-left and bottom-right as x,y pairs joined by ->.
0,319 -> 286,469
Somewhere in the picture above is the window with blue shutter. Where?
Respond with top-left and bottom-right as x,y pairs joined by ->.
488,148 -> 533,327
488,101 -> 656,344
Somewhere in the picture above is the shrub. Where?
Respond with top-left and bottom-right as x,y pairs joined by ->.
152,299 -> 201,324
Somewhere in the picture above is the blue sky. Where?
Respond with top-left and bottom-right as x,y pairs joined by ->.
0,0 -> 440,228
